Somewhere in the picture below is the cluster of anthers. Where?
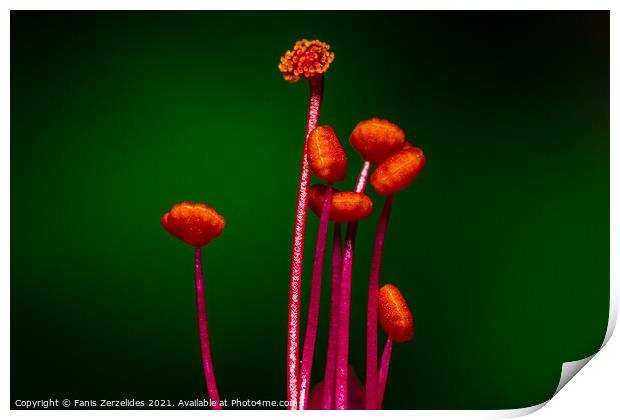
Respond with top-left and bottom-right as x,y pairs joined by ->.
298,118 -> 423,410
158,38 -> 425,411
277,39 -> 426,410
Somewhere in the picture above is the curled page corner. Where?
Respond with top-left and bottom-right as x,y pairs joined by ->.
498,278 -> 618,419
551,269 -> 618,397
554,355 -> 595,395
496,355 -> 599,419
495,401 -> 548,418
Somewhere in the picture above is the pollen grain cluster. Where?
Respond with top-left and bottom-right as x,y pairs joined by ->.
279,39 -> 335,83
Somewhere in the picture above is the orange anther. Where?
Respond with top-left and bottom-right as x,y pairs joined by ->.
308,126 -> 347,183
349,118 -> 406,165
161,202 -> 225,248
370,145 -> 425,195
378,284 -> 413,343
278,39 -> 335,83
309,184 -> 373,223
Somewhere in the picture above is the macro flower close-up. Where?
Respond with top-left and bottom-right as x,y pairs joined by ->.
9,9 -> 610,415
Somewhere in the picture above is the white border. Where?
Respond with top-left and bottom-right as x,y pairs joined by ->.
2,2 -> 617,419
0,0 -> 616,10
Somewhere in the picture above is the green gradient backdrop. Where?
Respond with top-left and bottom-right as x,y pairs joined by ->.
11,11 -> 609,409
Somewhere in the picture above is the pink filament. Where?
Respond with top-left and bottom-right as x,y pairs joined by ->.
299,185 -> 334,409
377,337 -> 393,409
321,223 -> 343,410
334,162 -> 371,410
194,247 -> 222,410
365,195 -> 394,409
355,161 -> 371,192
287,75 -> 324,409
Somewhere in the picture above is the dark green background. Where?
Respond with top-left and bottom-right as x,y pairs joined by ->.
11,11 -> 609,409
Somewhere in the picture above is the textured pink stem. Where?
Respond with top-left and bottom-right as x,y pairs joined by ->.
194,247 -> 222,410
299,185 -> 333,409
334,162 -> 371,410
377,337 -> 393,409
287,75 -> 324,409
321,223 -> 342,410
355,161 -> 371,193
365,195 -> 394,409
334,225 -> 357,410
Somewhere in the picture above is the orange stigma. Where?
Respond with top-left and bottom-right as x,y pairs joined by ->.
308,126 -> 348,183
309,184 -> 373,223
161,202 -> 225,248
278,39 -> 335,83
370,144 -> 425,195
378,284 -> 413,343
350,118 -> 407,165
